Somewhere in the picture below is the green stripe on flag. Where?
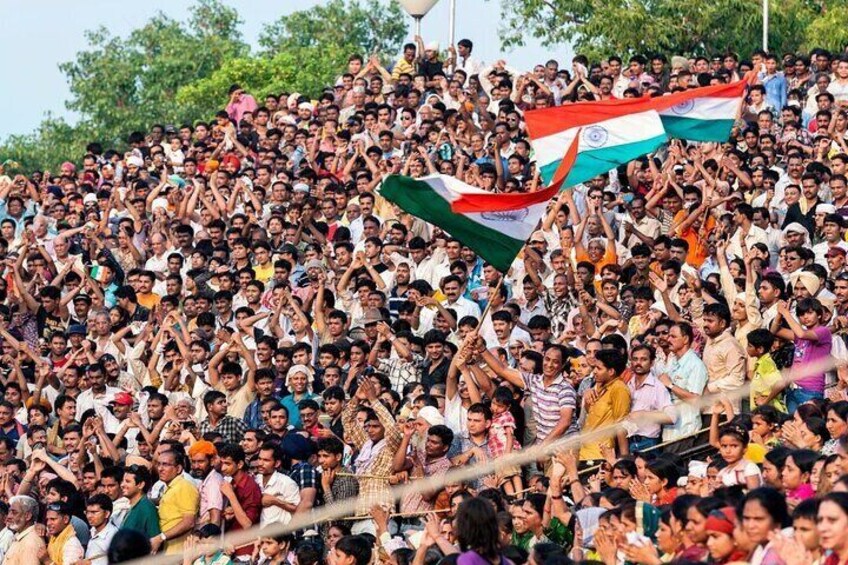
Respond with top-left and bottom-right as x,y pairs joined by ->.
541,134 -> 667,186
660,116 -> 735,142
380,176 -> 526,272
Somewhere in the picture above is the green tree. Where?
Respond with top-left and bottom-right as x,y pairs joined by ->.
496,0 -> 819,59
1,0 -> 247,171
803,4 -> 848,52
0,117 -> 91,174
1,0 -> 408,172
59,0 -> 247,147
258,0 -> 407,60
176,0 -> 408,118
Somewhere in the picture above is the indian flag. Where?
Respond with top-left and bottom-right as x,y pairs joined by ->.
650,81 -> 747,142
379,175 -> 550,272
525,97 -> 667,187
379,137 -> 579,273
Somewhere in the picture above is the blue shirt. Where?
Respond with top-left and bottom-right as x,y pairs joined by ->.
759,72 -> 787,114
280,391 -> 319,429
243,395 -> 280,430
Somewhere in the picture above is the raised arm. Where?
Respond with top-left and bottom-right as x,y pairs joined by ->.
478,336 -> 526,389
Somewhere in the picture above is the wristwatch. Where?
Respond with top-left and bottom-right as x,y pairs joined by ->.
160,532 -> 167,542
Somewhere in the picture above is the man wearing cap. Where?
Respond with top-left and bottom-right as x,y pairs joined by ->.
101,391 -> 134,436
813,212 -> 848,268
828,247 -> 848,279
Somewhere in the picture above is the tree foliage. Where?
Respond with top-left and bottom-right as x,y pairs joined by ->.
177,0 -> 408,116
1,0 -> 407,172
497,0 -> 821,60
258,0 -> 407,60
59,0 -> 247,147
802,4 -> 848,53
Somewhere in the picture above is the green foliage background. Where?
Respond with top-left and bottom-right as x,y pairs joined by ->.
0,0 -> 407,172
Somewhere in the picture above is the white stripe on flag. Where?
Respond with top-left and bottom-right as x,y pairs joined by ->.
658,96 -> 742,120
532,111 -> 665,171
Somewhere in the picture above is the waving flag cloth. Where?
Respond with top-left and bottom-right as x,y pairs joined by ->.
525,81 -> 747,186
649,81 -> 747,141
526,97 -> 668,187
380,137 -> 579,273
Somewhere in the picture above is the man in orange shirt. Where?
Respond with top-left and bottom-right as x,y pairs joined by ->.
674,199 -> 716,268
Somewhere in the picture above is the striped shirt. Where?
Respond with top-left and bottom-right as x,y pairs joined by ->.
521,372 -> 579,442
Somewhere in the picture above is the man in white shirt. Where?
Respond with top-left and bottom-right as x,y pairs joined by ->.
254,444 -> 300,527
440,275 -> 481,321
74,364 -> 121,421
812,208 -> 848,269
143,233 -> 174,280
84,495 -> 118,565
449,39 -> 484,80
617,196 -> 661,249
727,203 -> 769,260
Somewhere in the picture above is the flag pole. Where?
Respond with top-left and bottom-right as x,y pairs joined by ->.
478,274 -> 505,324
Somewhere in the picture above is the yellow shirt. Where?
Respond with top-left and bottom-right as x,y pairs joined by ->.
137,292 -> 161,310
579,379 -> 631,461
159,475 -> 200,554
391,57 -> 416,80
215,382 -> 256,419
253,262 -> 274,285
750,353 -> 787,412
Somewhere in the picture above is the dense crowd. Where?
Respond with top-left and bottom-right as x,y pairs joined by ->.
5,33 -> 848,565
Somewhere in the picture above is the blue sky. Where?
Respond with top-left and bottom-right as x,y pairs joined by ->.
0,0 -> 570,140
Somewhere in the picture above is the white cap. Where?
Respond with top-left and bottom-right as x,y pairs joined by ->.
151,197 -> 169,213
417,406 -> 445,427
425,41 -> 439,51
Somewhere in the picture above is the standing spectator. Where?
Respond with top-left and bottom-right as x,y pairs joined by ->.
153,450 -> 198,554
83,494 -> 118,565
225,85 -> 257,124
187,440 -> 224,528
119,464 -> 160,538
254,442 -> 300,528
218,443 -> 261,558
3,496 -> 44,565
45,501 -> 84,565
